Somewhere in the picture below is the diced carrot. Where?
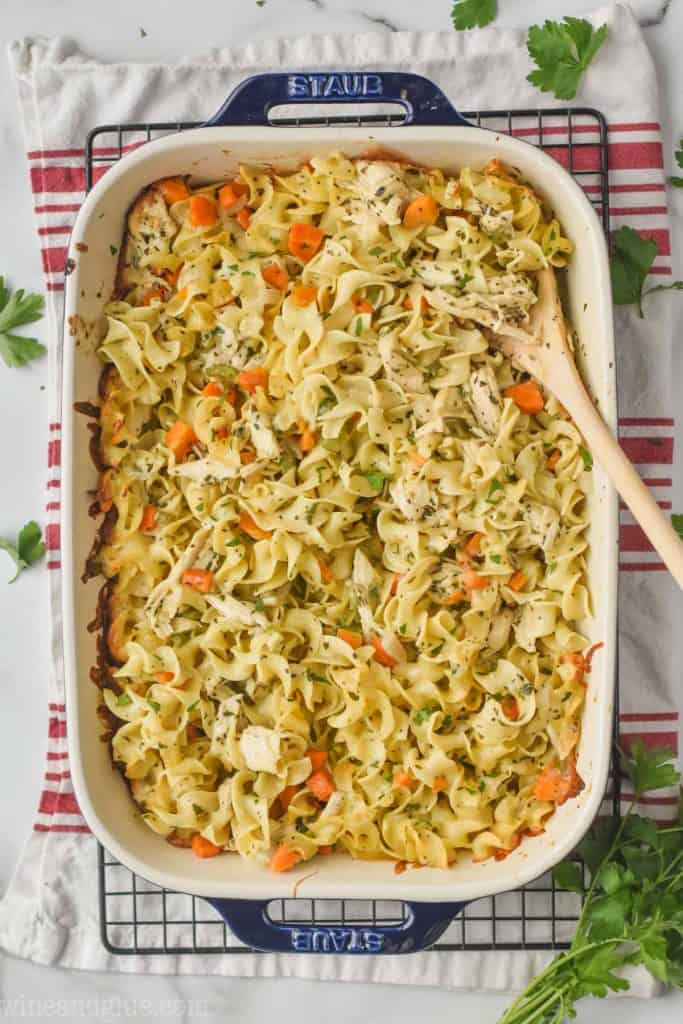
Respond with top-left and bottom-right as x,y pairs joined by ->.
141,287 -> 165,306
338,628 -> 362,649
156,671 -> 174,683
432,775 -> 448,793
214,427 -> 229,441
547,448 -> 561,471
317,557 -> 334,583
464,532 -> 483,557
140,505 -> 158,533
279,785 -> 300,811
508,571 -> 527,592
158,177 -> 189,204
446,590 -> 467,607
351,293 -> 373,314
462,565 -> 487,590
394,770 -> 414,788
237,367 -> 268,394
292,284 -> 317,307
218,184 -> 242,210
407,450 -> 428,467
560,641 -> 604,685
236,207 -> 252,230
166,420 -> 197,462
202,381 -> 223,397
270,845 -> 302,873
240,449 -> 256,465
288,222 -> 324,262
503,380 -> 545,414
261,263 -> 289,290
404,294 -> 428,313
300,428 -> 317,452
181,568 -> 213,593
306,749 -> 328,773
533,756 -> 583,805
390,574 -> 402,596
238,511 -> 272,540
369,634 -> 397,668
189,194 -> 218,228
501,695 -> 520,721
319,845 -> 334,855
162,266 -> 182,288
493,831 -> 521,861
403,194 -> 438,228
306,769 -> 335,802
192,835 -> 222,859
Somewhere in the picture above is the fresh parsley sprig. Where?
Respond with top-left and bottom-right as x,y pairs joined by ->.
0,276 -> 46,368
451,0 -> 497,31
527,18 -> 608,101
673,514 -> 683,541
498,741 -> 683,1024
610,226 -> 683,318
0,520 -> 46,582
671,139 -> 683,188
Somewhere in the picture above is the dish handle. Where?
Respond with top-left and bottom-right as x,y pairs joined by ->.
204,72 -> 472,128
205,897 -> 468,954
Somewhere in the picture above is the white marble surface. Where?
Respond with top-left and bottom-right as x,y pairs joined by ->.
1,0 -> 682,1020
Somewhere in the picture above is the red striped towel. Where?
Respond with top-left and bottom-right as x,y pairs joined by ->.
0,4 -> 678,989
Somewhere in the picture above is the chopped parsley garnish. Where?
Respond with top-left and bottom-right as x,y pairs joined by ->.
366,471 -> 387,491
116,693 -> 133,707
414,705 -> 439,725
579,446 -> 593,471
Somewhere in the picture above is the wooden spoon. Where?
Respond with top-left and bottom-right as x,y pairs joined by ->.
493,266 -> 683,589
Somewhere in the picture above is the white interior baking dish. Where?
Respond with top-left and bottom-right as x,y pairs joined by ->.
61,73 -> 618,954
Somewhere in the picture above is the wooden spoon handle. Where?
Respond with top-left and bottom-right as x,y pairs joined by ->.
558,362 -> 683,589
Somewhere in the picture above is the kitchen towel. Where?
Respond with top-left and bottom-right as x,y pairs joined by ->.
1,1 -> 680,991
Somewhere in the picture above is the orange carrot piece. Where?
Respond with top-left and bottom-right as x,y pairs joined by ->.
156,671 -> 174,683
140,505 -> 158,533
503,380 -> 545,414
162,266 -> 182,288
306,749 -> 328,773
351,293 -> 373,314
407,450 -> 428,467
236,207 -> 252,230
394,770 -> 414,788
534,757 -> 583,805
462,565 -> 487,590
432,775 -> 448,793
306,769 -> 335,802
181,569 -> 213,593
319,845 -> 334,855
192,835 -> 222,859
317,557 -> 334,583
369,634 -> 397,667
560,641 -> 604,685
141,287 -> 165,306
403,194 -> 438,228
508,571 -> 527,592
446,590 -> 467,606
547,448 -> 561,471
189,194 -> 218,228
279,785 -> 301,811
501,695 -> 520,721
493,831 -> 521,861
166,420 -> 197,462
337,628 -> 362,649
240,449 -> 256,465
238,512 -> 272,540
270,845 -> 302,873
158,177 -> 189,204
218,184 -> 242,210
288,222 -> 324,262
237,367 -> 268,394
261,263 -> 289,290
292,284 -> 317,307
202,381 -> 223,397
464,532 -> 483,557
300,428 -> 317,452
404,294 -> 428,313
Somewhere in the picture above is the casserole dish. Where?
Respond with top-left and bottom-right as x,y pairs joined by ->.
62,72 -> 618,954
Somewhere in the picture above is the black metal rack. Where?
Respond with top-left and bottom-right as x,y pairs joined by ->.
89,105 -> 614,956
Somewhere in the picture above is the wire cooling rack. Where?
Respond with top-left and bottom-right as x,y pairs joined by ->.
90,104 -> 615,956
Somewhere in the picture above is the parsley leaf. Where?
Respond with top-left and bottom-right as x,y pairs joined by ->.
527,18 -> 608,101
366,470 -> 387,491
413,705 -> 438,725
451,0 -> 496,31
671,139 -> 683,188
579,446 -> 593,471
0,277 -> 46,368
486,478 -> 503,503
610,226 -> 658,317
621,738 -> 679,796
116,692 -> 133,707
672,513 -> 683,541
0,520 -> 46,582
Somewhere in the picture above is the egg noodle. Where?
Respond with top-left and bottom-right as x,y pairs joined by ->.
91,153 -> 597,871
